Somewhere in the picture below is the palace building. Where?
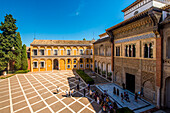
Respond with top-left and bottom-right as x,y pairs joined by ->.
106,0 -> 169,108
93,33 -> 113,81
30,40 -> 95,72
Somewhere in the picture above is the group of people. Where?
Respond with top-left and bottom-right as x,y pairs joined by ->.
89,88 -> 118,113
113,86 -> 140,103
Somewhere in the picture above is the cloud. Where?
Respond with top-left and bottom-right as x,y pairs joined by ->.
70,0 -> 85,16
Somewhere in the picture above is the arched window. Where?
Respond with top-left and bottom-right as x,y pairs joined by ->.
149,43 -> 153,58
168,38 -> 170,58
144,44 -> 148,58
133,44 -> 136,57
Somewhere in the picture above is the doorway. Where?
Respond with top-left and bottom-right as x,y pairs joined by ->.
126,73 -> 135,93
53,59 -> 59,70
166,77 -> 170,108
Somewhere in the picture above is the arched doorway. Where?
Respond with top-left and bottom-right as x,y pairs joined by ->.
47,59 -> 52,71
166,77 -> 170,108
60,59 -> 65,70
53,59 -> 59,70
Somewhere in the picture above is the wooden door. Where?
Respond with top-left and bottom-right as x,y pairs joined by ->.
47,59 -> 52,71
60,59 -> 65,70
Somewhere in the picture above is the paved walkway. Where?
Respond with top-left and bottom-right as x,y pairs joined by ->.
96,83 -> 155,113
0,71 -> 101,113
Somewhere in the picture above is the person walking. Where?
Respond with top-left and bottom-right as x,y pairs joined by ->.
83,88 -> 86,97
121,93 -> 124,103
135,92 -> 138,102
56,86 -> 60,94
77,83 -> 79,91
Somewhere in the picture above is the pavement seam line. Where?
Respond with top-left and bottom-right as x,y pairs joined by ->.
24,74 -> 55,113
16,75 -> 34,113
46,73 -> 95,113
37,74 -> 75,113
8,78 -> 13,113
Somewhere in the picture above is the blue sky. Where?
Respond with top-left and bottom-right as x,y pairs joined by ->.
0,0 -> 135,47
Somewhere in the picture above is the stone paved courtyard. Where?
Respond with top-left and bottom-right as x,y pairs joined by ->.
0,71 -> 101,113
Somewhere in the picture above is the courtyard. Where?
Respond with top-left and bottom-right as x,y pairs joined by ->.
0,71 -> 101,113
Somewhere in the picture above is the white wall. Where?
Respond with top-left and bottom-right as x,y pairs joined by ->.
124,0 -> 168,20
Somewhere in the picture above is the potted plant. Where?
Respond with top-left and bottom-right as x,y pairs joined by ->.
95,68 -> 97,72
102,71 -> 106,77
107,72 -> 112,81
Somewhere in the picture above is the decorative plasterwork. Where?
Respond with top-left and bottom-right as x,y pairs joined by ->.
115,33 -> 155,44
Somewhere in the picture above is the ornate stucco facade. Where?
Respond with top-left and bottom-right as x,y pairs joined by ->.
30,40 -> 95,72
106,0 -> 170,108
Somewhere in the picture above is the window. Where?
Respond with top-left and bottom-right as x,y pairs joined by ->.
33,62 -> 38,68
149,43 -> 153,58
144,44 -> 148,58
74,65 -> 77,68
40,50 -> 44,55
74,59 -> 76,63
40,62 -> 45,68
54,50 -> 58,55
27,53 -> 30,59
67,49 -> 71,55
90,49 -> 93,55
86,64 -> 89,68
80,59 -> 83,63
116,46 -> 120,56
144,43 -> 153,58
80,64 -> 83,68
33,50 -> 37,56
86,58 -> 89,63
125,45 -> 128,57
91,64 -> 93,68
125,44 -> 136,57
67,65 -> 70,69
80,49 -> 83,55
129,45 -> 132,57
67,59 -> 71,63
133,45 -> 136,57
168,38 -> 170,58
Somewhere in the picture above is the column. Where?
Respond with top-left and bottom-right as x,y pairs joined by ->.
45,59 -> 47,71
148,43 -> 150,58
78,59 -> 80,69
58,46 -> 60,55
71,47 -> 73,55
38,59 -> 40,72
64,46 -> 67,56
52,58 -> 53,72
45,46 -> 47,56
51,46 -> 54,56
38,46 -> 40,56
84,58 -> 86,70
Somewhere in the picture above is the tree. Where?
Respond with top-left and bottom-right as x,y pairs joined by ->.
14,32 -> 22,70
83,38 -> 86,41
0,34 -> 8,71
21,44 -> 28,70
0,14 -> 18,72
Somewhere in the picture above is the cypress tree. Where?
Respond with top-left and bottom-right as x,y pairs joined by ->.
0,34 -> 8,71
14,32 -> 22,70
21,44 -> 28,70
0,14 -> 18,72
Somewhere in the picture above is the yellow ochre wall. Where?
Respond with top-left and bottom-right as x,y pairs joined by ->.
30,44 -> 93,72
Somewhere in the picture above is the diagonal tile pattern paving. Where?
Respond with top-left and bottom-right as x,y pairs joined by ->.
0,71 -> 101,113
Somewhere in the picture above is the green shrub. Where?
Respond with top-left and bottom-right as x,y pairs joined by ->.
116,107 -> 134,113
108,72 -> 112,77
102,71 -> 106,74
76,70 -> 94,85
15,70 -> 29,74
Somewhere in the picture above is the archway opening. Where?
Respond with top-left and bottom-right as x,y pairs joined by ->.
53,59 -> 59,70
166,77 -> 170,108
